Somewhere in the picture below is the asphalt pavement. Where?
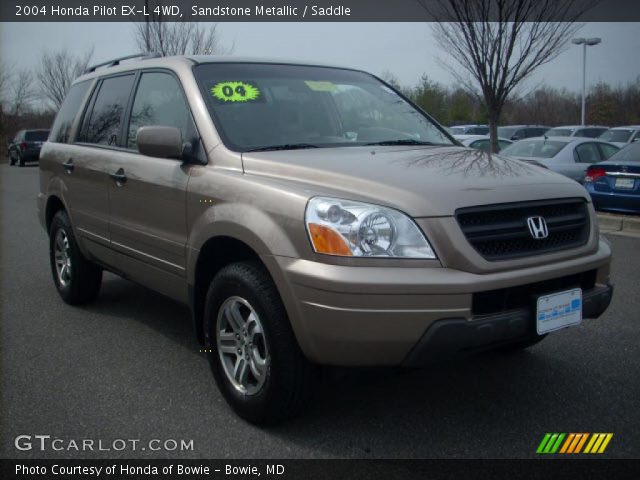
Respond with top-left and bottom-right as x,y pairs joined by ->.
1,163 -> 639,459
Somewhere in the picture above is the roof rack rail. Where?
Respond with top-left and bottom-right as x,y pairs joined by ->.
84,52 -> 161,74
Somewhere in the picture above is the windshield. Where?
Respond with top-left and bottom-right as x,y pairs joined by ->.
599,129 -> 633,143
501,139 -> 567,158
607,142 -> 640,162
25,131 -> 49,141
546,128 -> 573,137
194,63 -> 453,152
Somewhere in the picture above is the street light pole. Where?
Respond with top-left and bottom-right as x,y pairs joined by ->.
572,37 -> 602,126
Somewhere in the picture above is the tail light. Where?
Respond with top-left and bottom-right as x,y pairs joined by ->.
585,167 -> 606,183
19,142 -> 27,150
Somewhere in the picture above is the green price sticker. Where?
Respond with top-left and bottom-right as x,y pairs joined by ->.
211,81 -> 260,102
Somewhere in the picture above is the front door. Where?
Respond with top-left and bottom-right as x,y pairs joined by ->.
107,71 -> 198,302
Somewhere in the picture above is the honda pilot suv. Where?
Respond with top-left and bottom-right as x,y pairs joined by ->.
38,55 -> 613,424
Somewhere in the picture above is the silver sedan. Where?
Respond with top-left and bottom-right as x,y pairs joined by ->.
500,136 -> 620,183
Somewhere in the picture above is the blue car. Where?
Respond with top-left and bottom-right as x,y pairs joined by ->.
585,142 -> 640,214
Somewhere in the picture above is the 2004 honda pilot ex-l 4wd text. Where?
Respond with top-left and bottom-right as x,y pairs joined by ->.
38,55 -> 613,424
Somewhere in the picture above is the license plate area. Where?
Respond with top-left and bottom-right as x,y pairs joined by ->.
615,177 -> 635,189
536,288 -> 582,335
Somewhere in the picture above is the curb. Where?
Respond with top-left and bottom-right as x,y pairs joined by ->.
597,213 -> 640,234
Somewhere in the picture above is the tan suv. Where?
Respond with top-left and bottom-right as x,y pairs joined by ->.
38,54 -> 613,424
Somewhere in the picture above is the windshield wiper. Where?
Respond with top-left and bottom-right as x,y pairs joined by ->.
365,139 -> 436,146
245,143 -> 320,152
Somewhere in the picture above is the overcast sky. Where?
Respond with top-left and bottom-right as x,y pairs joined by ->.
1,22 -> 639,94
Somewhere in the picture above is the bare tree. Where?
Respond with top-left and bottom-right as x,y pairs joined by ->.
8,69 -> 36,116
134,2 -> 233,56
37,48 -> 93,109
423,0 -> 593,152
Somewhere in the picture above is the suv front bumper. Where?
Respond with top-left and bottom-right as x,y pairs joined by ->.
402,283 -> 612,366
269,239 -> 612,366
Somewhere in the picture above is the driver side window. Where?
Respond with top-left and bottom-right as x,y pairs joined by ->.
127,72 -> 194,151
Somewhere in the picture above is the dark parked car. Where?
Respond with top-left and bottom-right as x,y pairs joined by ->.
585,142 -> 640,214
497,125 -> 550,141
9,129 -> 50,166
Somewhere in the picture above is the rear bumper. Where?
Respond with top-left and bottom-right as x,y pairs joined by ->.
402,283 -> 613,366
587,189 -> 640,214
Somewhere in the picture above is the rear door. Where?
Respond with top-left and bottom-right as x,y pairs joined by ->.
106,70 -> 198,301
67,74 -> 136,263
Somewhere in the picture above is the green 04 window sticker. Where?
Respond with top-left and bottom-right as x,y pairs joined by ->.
211,81 -> 261,103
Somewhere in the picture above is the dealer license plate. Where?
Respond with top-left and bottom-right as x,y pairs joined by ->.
615,177 -> 635,189
536,288 -> 582,335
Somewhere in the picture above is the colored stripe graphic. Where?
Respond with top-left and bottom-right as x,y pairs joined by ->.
538,433 -> 613,454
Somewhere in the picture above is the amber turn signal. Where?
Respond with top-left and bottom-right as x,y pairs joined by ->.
308,223 -> 352,256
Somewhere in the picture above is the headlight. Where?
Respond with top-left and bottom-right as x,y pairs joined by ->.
305,197 -> 437,258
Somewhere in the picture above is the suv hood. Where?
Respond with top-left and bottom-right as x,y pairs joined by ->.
242,146 -> 589,217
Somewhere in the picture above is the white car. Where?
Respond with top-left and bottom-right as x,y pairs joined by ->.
500,136 -> 620,183
598,126 -> 640,148
454,134 -> 513,152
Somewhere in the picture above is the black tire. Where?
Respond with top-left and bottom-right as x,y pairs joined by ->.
49,210 -> 102,305
204,261 -> 316,425
498,334 -> 546,353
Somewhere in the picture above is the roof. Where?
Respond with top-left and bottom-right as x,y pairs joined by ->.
75,53 -> 356,83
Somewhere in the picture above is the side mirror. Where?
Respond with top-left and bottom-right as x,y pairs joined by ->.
136,126 -> 183,159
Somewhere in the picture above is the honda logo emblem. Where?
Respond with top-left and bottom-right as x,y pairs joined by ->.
527,216 -> 549,239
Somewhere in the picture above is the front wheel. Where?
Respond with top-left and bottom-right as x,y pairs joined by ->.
49,210 -> 102,305
204,261 -> 316,425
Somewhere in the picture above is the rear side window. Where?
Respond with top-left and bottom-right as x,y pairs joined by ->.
49,81 -> 91,143
598,143 -> 619,159
126,72 -> 193,150
574,143 -> 601,164
79,74 -> 135,146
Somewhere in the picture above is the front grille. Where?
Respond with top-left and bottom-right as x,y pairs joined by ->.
472,270 -> 597,316
456,198 -> 590,260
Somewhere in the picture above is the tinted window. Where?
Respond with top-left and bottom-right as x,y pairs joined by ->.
574,143 -> 601,164
50,81 -> 91,143
79,75 -> 135,146
25,131 -> 49,141
598,143 -> 619,159
470,139 -> 490,152
606,143 -> 640,162
577,128 -> 607,138
467,126 -> 489,135
526,128 -> 549,138
501,140 -> 567,158
127,72 -> 193,150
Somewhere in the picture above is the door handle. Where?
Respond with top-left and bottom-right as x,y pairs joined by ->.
62,159 -> 74,173
109,168 -> 127,184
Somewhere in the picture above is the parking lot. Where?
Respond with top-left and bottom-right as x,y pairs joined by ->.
1,162 -> 639,459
